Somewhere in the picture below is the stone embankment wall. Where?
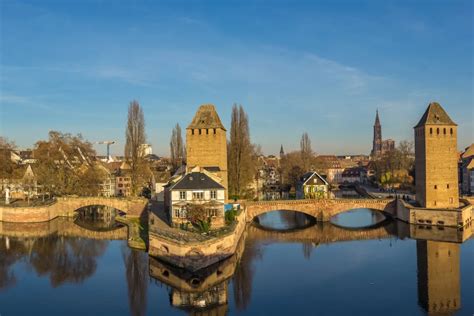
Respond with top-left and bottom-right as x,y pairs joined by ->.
0,197 -> 148,223
149,209 -> 247,272
396,199 -> 472,228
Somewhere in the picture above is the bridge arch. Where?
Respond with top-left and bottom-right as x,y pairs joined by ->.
244,199 -> 396,223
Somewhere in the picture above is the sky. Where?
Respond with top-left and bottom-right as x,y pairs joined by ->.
0,0 -> 472,156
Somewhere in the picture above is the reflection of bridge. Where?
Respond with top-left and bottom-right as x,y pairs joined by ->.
0,217 -> 127,240
0,196 -> 148,223
244,198 -> 396,222
247,223 -> 394,245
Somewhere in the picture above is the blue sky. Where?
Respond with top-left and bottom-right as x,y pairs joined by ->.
0,0 -> 472,156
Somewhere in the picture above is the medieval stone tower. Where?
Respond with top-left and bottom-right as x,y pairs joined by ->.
371,109 -> 382,158
414,102 -> 459,209
186,104 -> 228,198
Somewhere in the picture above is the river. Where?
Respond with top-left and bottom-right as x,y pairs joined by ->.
0,208 -> 472,315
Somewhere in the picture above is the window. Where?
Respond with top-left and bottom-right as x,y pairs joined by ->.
450,128 -> 453,135
179,191 -> 186,200
199,129 -> 202,135
437,128 -> 439,135
208,209 -> 218,217
447,184 -> 450,189
206,129 -> 209,135
443,128 -> 446,135
434,185 -> 437,189
193,192 -> 204,200
192,129 -> 195,135
174,209 -> 180,217
210,190 -> 217,199
213,128 -> 216,134
430,128 -> 433,134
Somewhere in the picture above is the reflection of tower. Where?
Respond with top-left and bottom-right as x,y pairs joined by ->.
371,109 -> 382,158
416,241 -> 461,314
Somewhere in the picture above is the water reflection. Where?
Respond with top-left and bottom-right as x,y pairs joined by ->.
330,208 -> 388,229
74,205 -> 123,231
122,247 -> 148,316
417,241 -> 461,314
0,212 -> 472,315
254,210 -> 316,231
0,235 -> 107,288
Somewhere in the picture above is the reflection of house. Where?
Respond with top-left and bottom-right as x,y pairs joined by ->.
417,241 -> 461,314
460,144 -> 474,195
296,171 -> 329,199
165,169 -> 226,228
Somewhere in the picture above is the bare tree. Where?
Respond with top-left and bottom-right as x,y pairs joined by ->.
228,104 -> 255,199
125,100 -> 146,195
300,132 -> 313,171
169,123 -> 185,172
0,137 -> 16,178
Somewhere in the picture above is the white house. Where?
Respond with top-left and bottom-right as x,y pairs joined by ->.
165,170 -> 226,228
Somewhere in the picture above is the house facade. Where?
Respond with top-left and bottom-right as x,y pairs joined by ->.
460,144 -> 474,195
296,171 -> 329,199
165,170 -> 226,228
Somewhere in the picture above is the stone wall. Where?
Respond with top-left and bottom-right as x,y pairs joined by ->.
396,199 -> 472,228
149,209 -> 247,271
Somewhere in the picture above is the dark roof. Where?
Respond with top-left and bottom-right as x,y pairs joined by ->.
187,104 -> 226,130
300,171 -> 329,186
415,102 -> 457,128
204,166 -> 221,172
172,172 -> 224,190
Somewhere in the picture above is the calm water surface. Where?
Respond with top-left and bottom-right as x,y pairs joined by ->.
1,209 -> 473,316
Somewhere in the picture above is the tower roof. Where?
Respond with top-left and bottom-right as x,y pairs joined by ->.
187,104 -> 226,131
415,102 -> 457,128
374,109 -> 381,126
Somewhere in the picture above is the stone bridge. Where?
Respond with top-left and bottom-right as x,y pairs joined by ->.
244,198 -> 396,222
247,223 -> 394,245
0,196 -> 148,223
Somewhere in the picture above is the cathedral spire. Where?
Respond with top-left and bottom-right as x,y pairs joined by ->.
375,109 -> 381,126
280,145 -> 285,158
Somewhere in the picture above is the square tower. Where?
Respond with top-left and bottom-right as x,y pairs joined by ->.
414,102 -> 458,208
186,104 -> 228,199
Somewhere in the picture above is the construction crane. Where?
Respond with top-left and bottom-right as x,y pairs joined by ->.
95,141 -> 116,160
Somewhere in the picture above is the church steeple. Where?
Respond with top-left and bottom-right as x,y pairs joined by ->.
371,109 -> 382,158
280,145 -> 285,158
375,109 -> 381,126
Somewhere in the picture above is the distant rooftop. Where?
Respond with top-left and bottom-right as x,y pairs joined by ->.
415,102 -> 457,128
187,104 -> 226,130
